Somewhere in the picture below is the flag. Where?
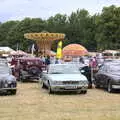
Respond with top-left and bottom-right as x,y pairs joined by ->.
31,44 -> 35,55
56,41 -> 62,59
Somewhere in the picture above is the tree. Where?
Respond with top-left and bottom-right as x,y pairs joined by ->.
0,21 -> 18,46
95,5 -> 120,50
7,18 -> 46,50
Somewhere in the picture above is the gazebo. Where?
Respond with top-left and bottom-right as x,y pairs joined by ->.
24,32 -> 65,56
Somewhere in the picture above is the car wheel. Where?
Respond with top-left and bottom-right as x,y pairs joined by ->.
81,90 -> 87,94
19,71 -> 23,81
95,84 -> 100,88
20,75 -> 24,82
48,84 -> 53,94
94,79 -> 100,88
11,90 -> 17,95
107,82 -> 113,93
42,82 -> 46,89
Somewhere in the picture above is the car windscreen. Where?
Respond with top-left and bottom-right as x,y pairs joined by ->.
48,64 -> 80,74
0,66 -> 10,74
0,61 -> 8,66
109,64 -> 120,73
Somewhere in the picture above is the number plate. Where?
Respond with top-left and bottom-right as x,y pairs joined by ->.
65,86 -> 77,89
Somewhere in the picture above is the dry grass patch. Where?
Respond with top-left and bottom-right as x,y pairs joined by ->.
0,82 -> 120,120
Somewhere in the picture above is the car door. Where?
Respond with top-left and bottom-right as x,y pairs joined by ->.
102,66 -> 111,88
42,73 -> 49,87
96,65 -> 106,86
99,65 -> 108,86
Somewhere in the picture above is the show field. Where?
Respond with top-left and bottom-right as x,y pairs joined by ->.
0,82 -> 120,120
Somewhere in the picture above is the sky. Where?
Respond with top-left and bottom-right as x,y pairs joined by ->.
0,0 -> 119,22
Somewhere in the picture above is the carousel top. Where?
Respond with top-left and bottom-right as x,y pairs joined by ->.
24,32 -> 65,41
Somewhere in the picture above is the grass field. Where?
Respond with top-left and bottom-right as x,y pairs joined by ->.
0,82 -> 120,120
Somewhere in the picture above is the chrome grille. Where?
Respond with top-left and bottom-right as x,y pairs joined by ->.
63,81 -> 79,84
0,80 -> 5,88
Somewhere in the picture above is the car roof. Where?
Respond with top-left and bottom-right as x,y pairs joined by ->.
104,61 -> 120,66
17,57 -> 41,61
49,63 -> 79,67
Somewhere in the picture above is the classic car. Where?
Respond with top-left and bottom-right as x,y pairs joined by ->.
41,64 -> 88,94
0,59 -> 17,94
11,57 -> 45,81
94,61 -> 120,93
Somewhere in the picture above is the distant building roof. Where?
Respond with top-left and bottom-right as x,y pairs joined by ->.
103,50 -> 119,54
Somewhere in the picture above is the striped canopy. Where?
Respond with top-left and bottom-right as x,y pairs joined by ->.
24,32 -> 65,56
62,44 -> 88,56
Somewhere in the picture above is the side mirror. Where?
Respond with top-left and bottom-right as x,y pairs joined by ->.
80,70 -> 85,73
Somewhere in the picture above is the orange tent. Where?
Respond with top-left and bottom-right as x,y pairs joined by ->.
62,44 -> 88,57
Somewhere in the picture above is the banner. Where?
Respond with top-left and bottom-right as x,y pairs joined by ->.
56,41 -> 62,59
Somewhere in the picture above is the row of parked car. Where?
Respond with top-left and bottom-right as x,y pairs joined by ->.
0,57 -> 120,95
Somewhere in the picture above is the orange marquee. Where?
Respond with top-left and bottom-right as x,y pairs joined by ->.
62,44 -> 88,56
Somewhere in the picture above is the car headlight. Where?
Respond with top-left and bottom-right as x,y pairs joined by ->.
51,81 -> 61,85
7,81 -> 12,84
4,83 -> 8,87
79,81 -> 88,85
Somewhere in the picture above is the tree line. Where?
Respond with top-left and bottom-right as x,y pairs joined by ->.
0,5 -> 120,52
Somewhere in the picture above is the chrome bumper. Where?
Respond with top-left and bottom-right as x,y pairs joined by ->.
0,87 -> 17,91
50,85 -> 88,92
112,85 -> 120,89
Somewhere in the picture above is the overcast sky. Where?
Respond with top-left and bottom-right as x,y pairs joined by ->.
0,0 -> 119,22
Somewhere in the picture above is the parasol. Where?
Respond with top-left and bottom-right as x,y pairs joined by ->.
62,44 -> 88,57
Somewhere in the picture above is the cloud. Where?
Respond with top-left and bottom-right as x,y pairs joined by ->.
0,0 -> 119,22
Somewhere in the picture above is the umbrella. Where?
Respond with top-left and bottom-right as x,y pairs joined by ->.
62,44 -> 88,57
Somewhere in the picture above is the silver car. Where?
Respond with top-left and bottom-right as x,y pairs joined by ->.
0,59 -> 17,95
41,64 -> 88,94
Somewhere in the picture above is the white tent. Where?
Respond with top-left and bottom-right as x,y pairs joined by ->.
0,47 -> 15,53
10,50 -> 28,56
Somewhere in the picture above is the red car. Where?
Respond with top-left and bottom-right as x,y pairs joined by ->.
11,57 -> 45,81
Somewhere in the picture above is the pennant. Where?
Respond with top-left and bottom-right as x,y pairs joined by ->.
56,41 -> 62,59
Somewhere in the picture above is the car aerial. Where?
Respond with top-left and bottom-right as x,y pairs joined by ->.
0,58 -> 17,95
94,61 -> 120,93
41,63 -> 88,94
12,57 -> 45,81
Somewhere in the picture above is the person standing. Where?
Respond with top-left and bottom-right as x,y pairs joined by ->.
45,56 -> 51,72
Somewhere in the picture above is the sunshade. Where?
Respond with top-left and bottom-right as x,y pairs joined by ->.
62,44 -> 88,56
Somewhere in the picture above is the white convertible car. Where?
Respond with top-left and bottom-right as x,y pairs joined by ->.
41,64 -> 88,94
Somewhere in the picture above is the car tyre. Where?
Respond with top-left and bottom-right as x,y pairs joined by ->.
42,82 -> 46,89
48,85 -> 53,94
94,80 -> 100,88
11,90 -> 17,95
20,75 -> 24,82
107,82 -> 113,93
95,84 -> 100,88
81,90 -> 87,94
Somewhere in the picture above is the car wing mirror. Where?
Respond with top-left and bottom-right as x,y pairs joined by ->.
80,70 -> 85,73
